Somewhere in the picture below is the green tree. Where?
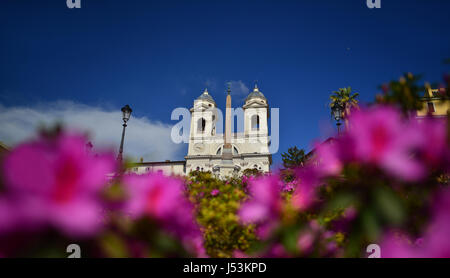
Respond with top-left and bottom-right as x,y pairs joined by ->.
375,73 -> 424,115
281,147 -> 306,169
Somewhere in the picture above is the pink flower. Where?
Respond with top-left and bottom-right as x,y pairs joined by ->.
123,172 -> 201,241
345,106 -> 425,181
381,189 -> 450,258
379,232 -> 419,258
238,175 -> 283,239
291,166 -> 321,210
211,189 -> 220,196
314,140 -> 343,176
297,231 -> 315,254
262,244 -> 290,258
191,236 -> 208,258
409,117 -> 447,167
0,133 -> 116,237
318,106 -> 449,182
281,180 -> 297,192
233,250 -> 250,258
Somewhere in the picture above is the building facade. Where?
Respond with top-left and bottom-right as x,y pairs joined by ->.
130,84 -> 272,178
185,85 -> 271,178
128,160 -> 186,176
416,87 -> 450,118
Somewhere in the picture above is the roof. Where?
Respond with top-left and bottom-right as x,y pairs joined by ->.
246,85 -> 267,102
423,88 -> 448,99
305,137 -> 336,159
196,89 -> 216,104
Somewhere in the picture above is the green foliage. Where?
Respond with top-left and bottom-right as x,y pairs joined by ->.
187,171 -> 256,257
376,72 -> 425,115
281,146 -> 306,169
330,87 -> 360,115
242,168 -> 262,177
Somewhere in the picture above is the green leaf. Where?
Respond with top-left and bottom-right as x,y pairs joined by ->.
374,186 -> 406,225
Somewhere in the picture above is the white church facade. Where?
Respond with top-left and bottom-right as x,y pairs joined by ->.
129,84 -> 272,178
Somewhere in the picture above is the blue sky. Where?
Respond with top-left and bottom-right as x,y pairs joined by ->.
0,0 -> 449,167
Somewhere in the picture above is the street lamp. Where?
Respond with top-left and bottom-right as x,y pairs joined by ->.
331,102 -> 344,135
117,104 -> 132,162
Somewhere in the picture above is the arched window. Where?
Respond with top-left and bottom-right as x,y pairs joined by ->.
233,147 -> 239,155
216,147 -> 222,155
197,118 -> 206,133
251,115 -> 260,131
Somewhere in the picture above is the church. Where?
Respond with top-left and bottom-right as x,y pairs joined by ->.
130,84 -> 272,178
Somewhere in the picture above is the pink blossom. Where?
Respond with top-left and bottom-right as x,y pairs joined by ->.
233,250 -> 250,258
291,166 -> 321,210
319,106 -> 449,182
241,175 -> 254,188
184,234 -> 208,258
381,190 -> 450,258
281,180 -> 297,192
314,140 -> 343,176
211,189 -> 220,196
123,172 -> 201,241
379,232 -> 419,258
345,106 -> 425,181
238,175 -> 283,239
297,231 -> 315,254
0,133 -> 116,237
409,117 -> 447,167
263,244 -> 290,258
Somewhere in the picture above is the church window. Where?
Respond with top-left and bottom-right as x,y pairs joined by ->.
198,118 -> 206,133
251,115 -> 260,131
216,147 -> 222,155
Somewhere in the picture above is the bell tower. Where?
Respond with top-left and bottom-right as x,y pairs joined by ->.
188,89 -> 216,156
244,84 -> 269,138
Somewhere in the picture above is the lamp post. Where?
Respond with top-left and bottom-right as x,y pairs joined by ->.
117,104 -> 132,162
331,102 -> 344,135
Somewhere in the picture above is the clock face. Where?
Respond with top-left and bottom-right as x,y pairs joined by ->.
194,143 -> 205,152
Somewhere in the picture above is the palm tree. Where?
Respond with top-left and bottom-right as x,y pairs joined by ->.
330,87 -> 359,128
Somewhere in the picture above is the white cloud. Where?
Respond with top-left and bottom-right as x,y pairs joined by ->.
229,80 -> 250,97
0,101 -> 185,162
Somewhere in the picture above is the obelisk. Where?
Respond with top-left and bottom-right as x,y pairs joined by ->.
222,85 -> 233,164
